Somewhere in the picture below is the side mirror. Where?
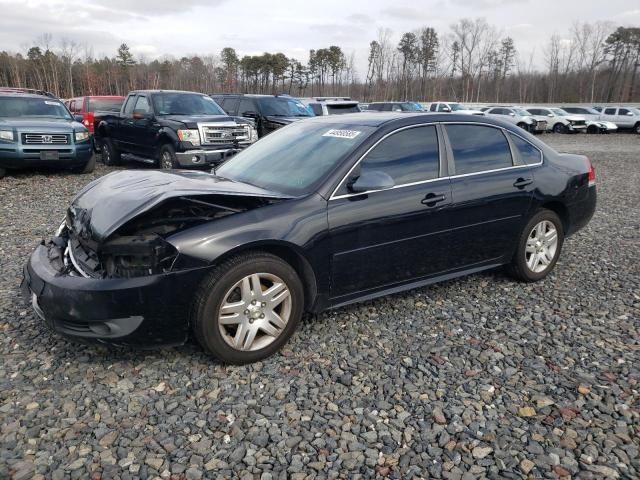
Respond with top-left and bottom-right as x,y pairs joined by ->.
349,170 -> 395,194
442,107 -> 451,112
242,111 -> 258,119
548,113 -> 554,117
73,114 -> 84,123
509,112 -> 516,116
626,112 -> 634,116
132,110 -> 149,120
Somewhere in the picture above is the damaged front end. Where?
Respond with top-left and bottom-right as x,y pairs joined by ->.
23,170 -> 291,345
57,194 -> 275,279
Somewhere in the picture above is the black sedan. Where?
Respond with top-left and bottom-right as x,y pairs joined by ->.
23,113 -> 596,364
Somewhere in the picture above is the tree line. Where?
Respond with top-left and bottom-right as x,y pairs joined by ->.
0,21 -> 638,103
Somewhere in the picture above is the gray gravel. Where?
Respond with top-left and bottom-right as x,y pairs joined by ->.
1,133 -> 639,479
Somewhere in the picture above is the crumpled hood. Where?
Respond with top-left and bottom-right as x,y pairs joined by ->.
68,170 -> 290,242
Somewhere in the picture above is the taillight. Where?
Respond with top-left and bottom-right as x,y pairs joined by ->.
587,159 -> 596,187
85,113 -> 95,133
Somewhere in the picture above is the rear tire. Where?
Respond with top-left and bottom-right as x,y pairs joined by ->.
506,209 -> 564,282
102,138 -> 121,166
191,252 -> 304,364
159,144 -> 178,170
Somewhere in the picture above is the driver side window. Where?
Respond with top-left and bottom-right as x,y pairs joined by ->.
358,126 -> 440,186
134,96 -> 150,114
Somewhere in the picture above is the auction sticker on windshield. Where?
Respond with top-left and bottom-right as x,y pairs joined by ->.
322,129 -> 362,139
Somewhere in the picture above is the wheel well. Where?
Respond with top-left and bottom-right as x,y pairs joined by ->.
540,201 -> 570,233
212,244 -> 318,312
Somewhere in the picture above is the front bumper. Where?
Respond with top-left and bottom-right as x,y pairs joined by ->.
0,142 -> 93,169
175,145 -> 249,167
22,242 -> 211,347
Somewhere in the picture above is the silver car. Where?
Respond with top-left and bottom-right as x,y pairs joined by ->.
298,97 -> 361,116
484,106 -> 547,134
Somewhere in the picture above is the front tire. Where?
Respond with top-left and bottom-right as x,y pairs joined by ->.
72,155 -> 95,174
507,210 -> 564,282
634,122 -> 640,134
159,144 -> 178,170
102,138 -> 121,166
553,123 -> 568,134
587,125 -> 598,134
0,167 -> 5,179
191,252 -> 304,364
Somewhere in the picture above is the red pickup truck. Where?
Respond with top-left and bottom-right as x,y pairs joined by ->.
65,96 -> 125,148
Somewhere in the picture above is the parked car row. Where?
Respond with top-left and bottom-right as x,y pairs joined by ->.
0,86 -> 637,179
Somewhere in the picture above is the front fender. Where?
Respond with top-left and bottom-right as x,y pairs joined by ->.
156,127 -> 180,147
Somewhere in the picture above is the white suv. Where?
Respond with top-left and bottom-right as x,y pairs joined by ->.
525,107 -> 587,134
426,102 -> 484,115
561,107 -> 618,133
483,106 -> 546,134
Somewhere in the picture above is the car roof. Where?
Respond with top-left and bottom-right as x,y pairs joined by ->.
0,91 -> 61,100
303,112 -> 510,128
129,90 -> 207,95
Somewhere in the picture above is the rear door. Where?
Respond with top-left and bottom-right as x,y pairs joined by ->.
328,124 -> 452,302
443,123 -> 537,268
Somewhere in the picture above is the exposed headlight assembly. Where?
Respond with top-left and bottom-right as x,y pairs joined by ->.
248,125 -> 258,143
177,129 -> 201,146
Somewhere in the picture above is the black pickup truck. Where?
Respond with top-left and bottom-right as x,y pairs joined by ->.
95,90 -> 258,169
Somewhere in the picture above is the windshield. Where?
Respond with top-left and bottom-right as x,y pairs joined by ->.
327,104 -> 360,114
153,93 -> 225,116
88,98 -> 124,112
513,108 -> 531,116
0,97 -> 71,119
216,121 -> 374,195
448,103 -> 468,111
258,97 -> 314,117
551,108 -> 569,116
400,102 -> 422,111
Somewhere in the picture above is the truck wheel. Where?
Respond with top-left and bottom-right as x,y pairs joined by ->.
191,252 -> 304,364
587,124 -> 598,134
0,167 -> 5,179
506,209 -> 564,282
159,144 -> 178,170
102,138 -> 121,166
517,122 -> 527,131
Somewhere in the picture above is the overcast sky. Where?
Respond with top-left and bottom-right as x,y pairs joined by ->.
1,0 -> 638,77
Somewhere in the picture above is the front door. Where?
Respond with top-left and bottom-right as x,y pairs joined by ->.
442,123 -> 536,268
129,95 -> 156,157
328,124 -> 453,303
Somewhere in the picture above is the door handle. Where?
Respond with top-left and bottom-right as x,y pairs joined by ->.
421,192 -> 447,207
513,178 -> 533,189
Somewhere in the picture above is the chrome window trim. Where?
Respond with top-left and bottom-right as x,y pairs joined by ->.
329,122 -> 442,200
329,121 -> 543,201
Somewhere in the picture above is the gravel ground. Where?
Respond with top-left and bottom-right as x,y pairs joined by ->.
1,134 -> 639,479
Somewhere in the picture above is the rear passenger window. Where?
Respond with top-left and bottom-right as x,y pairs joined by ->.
360,126 -> 439,185
509,133 -> 542,165
446,125 -> 513,175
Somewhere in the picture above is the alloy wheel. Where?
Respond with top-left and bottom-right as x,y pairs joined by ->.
217,273 -> 292,351
161,152 -> 174,169
525,220 -> 558,273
